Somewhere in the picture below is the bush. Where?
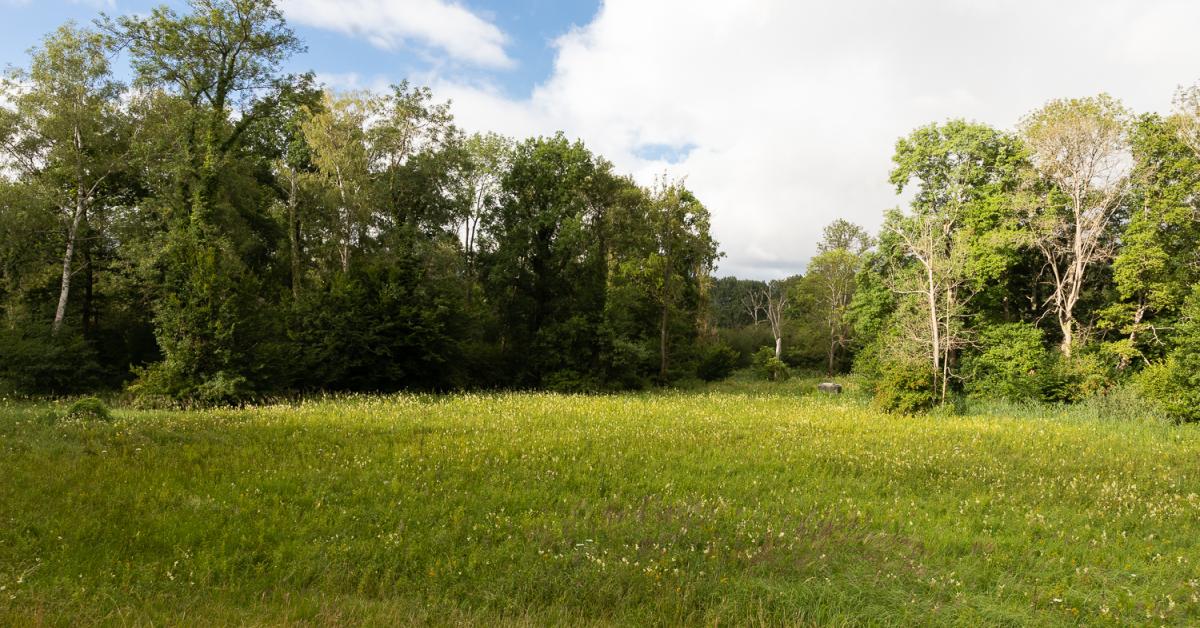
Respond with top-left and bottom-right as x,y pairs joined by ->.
752,347 -> 790,381
718,326 -> 776,367
0,329 -> 102,395
873,360 -> 936,414
961,323 -> 1048,402
543,370 -> 600,393
696,342 -> 739,382
1038,351 -> 1113,403
1135,290 -> 1200,421
129,364 -> 254,406
65,397 -> 112,422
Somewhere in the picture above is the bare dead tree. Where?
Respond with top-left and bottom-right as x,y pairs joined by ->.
761,280 -> 790,359
885,207 -> 974,403
740,286 -> 767,326
1020,94 -> 1131,356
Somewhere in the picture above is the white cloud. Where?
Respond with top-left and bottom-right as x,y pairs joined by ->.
314,71 -> 394,94
282,0 -> 513,69
424,1 -> 1200,278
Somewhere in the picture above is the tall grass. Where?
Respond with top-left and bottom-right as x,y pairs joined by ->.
1,382 -> 1198,625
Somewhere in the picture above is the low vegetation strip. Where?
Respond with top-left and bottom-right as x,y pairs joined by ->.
2,387 -> 1199,625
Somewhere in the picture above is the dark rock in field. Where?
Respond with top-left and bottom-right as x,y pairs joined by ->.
817,382 -> 842,394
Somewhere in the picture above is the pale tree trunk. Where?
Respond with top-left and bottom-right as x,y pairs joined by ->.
775,336 -> 782,360
52,187 -> 86,336
287,173 -> 301,299
926,262 -> 941,391
941,285 -> 954,403
659,302 -> 670,380
334,164 -> 350,274
1060,318 -> 1074,357
659,213 -> 673,381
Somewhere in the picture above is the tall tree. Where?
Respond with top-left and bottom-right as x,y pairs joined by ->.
0,23 -> 129,335
110,0 -> 302,398
300,91 -> 372,275
624,178 -> 719,380
453,132 -> 511,293
1100,114 -> 1200,367
484,134 -> 612,387
884,120 -> 1025,400
817,219 -> 872,255
1019,94 -> 1131,355
761,279 -> 790,359
802,220 -> 872,374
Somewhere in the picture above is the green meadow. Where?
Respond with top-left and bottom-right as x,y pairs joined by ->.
2,379 -> 1199,626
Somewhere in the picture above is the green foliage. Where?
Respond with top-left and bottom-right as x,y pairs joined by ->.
752,346 -> 790,381
707,277 -> 767,328
286,264 -> 461,392
695,342 -> 738,382
961,323 -> 1048,402
0,329 -> 101,395
137,233 -> 275,402
1101,114 -> 1200,365
1135,289 -> 1200,421
872,359 -> 936,414
64,396 -> 112,422
1038,351 -> 1114,404
716,325 -> 775,367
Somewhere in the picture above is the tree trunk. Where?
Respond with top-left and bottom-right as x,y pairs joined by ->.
1060,318 -> 1073,357
82,242 -> 94,339
775,335 -> 782,360
926,268 -> 941,388
659,302 -> 669,380
288,173 -> 301,299
52,193 -> 86,336
334,165 -> 350,274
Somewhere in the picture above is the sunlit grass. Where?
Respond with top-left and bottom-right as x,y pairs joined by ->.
1,378 -> 1198,625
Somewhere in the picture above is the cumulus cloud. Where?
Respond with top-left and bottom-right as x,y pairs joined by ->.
429,1 -> 1200,277
281,0 -> 513,69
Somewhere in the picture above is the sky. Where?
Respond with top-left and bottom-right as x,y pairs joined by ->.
4,0 -> 1200,279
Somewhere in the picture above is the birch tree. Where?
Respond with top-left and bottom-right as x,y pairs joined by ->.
884,120 -> 1025,400
801,220 -> 872,374
804,248 -> 861,375
300,91 -> 372,275
740,283 -> 767,326
455,132 -> 511,285
0,23 -> 128,335
883,208 -> 971,401
1020,94 -> 1131,355
761,279 -> 790,359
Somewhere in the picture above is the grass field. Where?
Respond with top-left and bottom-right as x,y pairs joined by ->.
2,376 -> 1200,625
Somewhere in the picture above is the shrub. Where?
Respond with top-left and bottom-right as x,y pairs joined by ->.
1038,351 -> 1113,403
543,370 -> 600,393
1135,290 -> 1200,421
0,329 -> 101,395
195,371 -> 253,406
961,323 -> 1048,402
129,364 -> 254,406
65,397 -> 112,422
873,360 -> 936,414
696,342 -> 739,382
752,347 -> 790,381
718,326 -> 776,367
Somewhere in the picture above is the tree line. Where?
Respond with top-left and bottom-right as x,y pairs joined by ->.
713,94 -> 1200,420
0,0 -> 721,402
7,1 -> 1200,420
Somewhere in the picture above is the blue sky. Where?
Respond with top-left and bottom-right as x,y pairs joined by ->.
6,1 -> 1200,279
1,0 -> 598,98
